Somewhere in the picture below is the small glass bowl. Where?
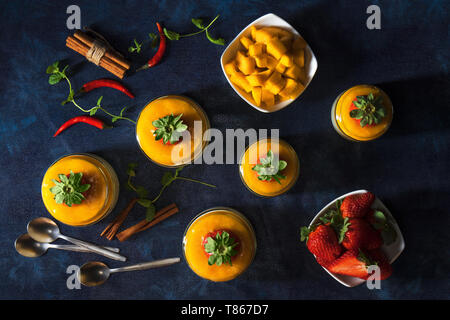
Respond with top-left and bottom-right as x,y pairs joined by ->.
135,95 -> 210,168
41,153 -> 119,227
331,85 -> 394,142
182,207 -> 257,282
239,138 -> 300,197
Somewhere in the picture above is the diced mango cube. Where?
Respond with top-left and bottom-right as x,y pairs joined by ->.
250,25 -> 257,41
236,51 -> 256,75
293,49 -> 304,67
254,54 -> 277,70
251,87 -> 262,106
279,78 -> 305,99
264,71 -> 286,95
275,61 -> 286,73
261,88 -> 275,108
254,28 -> 273,43
230,72 -> 252,93
284,64 -> 303,81
240,36 -> 254,50
280,54 -> 294,67
224,61 -> 238,76
266,38 -> 287,60
288,81 -> 305,98
248,43 -> 265,57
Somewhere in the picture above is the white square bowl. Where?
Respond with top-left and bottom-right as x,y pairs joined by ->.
309,190 -> 405,287
220,13 -> 318,113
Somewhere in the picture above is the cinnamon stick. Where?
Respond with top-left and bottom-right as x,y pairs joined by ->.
101,198 -> 138,240
66,37 -> 126,79
65,35 -> 128,79
116,203 -> 179,242
73,30 -> 131,70
66,37 -> 127,75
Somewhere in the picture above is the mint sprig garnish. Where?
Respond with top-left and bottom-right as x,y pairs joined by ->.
163,15 -> 225,46
204,231 -> 238,266
350,92 -> 386,127
46,61 -> 136,124
152,113 -> 188,144
252,150 -> 287,184
50,171 -> 90,207
126,163 -> 216,221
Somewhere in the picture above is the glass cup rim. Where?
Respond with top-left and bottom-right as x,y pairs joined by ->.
238,138 -> 300,198
182,206 -> 257,282
332,84 -> 394,142
135,94 -> 211,168
41,153 -> 118,227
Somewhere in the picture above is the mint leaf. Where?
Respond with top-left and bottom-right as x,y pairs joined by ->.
145,203 -> 156,221
164,28 -> 180,40
205,29 -> 225,45
191,18 -> 206,29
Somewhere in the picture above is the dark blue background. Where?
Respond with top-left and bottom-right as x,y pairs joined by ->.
0,0 -> 449,299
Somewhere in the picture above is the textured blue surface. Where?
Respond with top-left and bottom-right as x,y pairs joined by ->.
0,0 -> 449,299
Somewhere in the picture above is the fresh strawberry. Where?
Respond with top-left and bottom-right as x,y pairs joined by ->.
342,218 -> 382,250
340,192 -> 375,218
300,224 -> 342,265
202,230 -> 239,266
327,249 -> 392,280
326,250 -> 371,279
368,249 -> 392,280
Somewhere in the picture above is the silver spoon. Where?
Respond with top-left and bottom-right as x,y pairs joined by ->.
15,234 -> 120,258
78,257 -> 181,286
27,217 -> 126,262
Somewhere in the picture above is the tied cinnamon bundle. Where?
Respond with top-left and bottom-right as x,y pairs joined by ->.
116,203 -> 179,242
66,29 -> 130,79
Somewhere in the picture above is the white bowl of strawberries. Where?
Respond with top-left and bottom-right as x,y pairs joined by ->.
300,190 -> 405,287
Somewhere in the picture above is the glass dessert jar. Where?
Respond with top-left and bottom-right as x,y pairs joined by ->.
136,95 -> 210,168
183,207 -> 257,282
331,85 -> 393,141
239,138 -> 300,197
41,153 -> 119,227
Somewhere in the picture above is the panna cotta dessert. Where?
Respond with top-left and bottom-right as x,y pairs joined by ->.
183,207 -> 256,282
331,85 -> 393,141
41,153 -> 119,226
239,138 -> 299,197
136,95 -> 210,167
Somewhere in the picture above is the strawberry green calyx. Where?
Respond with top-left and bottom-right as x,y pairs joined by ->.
252,150 -> 287,184
204,231 -> 238,266
152,113 -> 188,144
350,93 -> 386,127
357,249 -> 377,268
50,171 -> 90,207
319,200 -> 350,243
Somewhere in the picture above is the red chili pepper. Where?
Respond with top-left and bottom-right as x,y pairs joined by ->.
136,22 -> 166,72
80,79 -> 135,99
53,116 -> 110,137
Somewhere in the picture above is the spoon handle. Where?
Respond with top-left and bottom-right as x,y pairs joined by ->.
109,257 -> 180,273
59,235 -> 127,261
49,244 -> 120,253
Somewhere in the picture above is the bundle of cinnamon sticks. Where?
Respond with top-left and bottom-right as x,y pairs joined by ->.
66,30 -> 130,79
101,201 -> 179,241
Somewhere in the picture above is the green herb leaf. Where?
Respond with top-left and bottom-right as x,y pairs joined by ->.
152,113 -> 187,144
163,28 -> 181,40
204,231 -> 238,266
161,172 -> 174,186
48,73 -> 63,85
145,203 -> 156,221
46,61 -> 60,74
50,171 -> 90,207
350,93 -> 386,128
205,29 -> 225,45
191,18 -> 206,29
96,96 -> 103,106
252,150 -> 287,184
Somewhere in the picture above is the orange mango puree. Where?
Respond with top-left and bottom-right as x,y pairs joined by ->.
41,154 -> 116,226
240,139 -> 299,197
136,95 -> 209,167
335,85 -> 393,141
184,210 -> 256,282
